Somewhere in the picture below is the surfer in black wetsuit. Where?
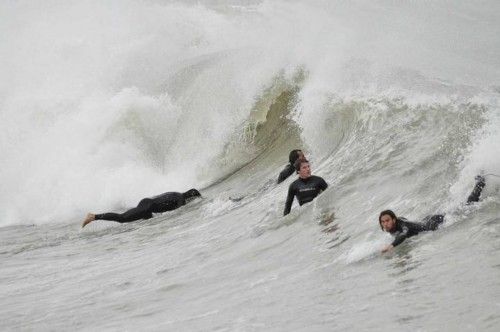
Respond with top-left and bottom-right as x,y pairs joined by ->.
379,211 -> 445,252
277,149 -> 306,184
379,175 -> 486,252
284,160 -> 328,216
82,189 -> 201,228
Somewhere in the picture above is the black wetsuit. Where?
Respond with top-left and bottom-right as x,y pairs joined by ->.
389,215 -> 444,247
95,192 -> 186,223
386,176 -> 486,246
467,175 -> 486,203
277,164 -> 295,184
284,175 -> 328,215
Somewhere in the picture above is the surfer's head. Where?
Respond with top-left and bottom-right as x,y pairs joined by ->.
295,159 -> 311,179
379,210 -> 397,232
289,149 -> 305,164
183,188 -> 201,202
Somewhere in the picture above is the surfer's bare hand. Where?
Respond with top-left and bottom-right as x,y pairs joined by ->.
381,244 -> 394,253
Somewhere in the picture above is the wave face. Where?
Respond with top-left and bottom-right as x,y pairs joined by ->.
1,1 -> 500,330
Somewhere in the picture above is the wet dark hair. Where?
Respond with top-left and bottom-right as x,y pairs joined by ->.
294,159 -> 309,172
289,149 -> 303,164
183,188 -> 201,200
379,209 -> 397,230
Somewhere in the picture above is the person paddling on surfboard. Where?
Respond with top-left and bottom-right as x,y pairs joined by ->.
227,150 -> 307,203
379,175 -> 486,253
277,149 -> 307,184
82,189 -> 201,228
283,159 -> 328,216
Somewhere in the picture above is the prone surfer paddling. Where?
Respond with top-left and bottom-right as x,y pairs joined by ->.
278,149 -> 306,184
284,160 -> 328,216
228,149 -> 306,202
379,175 -> 486,253
82,189 -> 201,228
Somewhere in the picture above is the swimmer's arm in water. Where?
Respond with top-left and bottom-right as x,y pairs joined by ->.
283,185 -> 296,216
382,225 -> 410,253
381,244 -> 394,253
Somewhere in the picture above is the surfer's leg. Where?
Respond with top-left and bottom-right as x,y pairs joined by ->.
94,209 -> 152,223
92,199 -> 154,224
423,214 -> 445,230
467,175 -> 486,204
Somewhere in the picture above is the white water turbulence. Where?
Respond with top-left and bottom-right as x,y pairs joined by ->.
1,0 -> 500,330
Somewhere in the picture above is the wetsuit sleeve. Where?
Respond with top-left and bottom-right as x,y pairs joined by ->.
278,164 -> 294,184
319,178 -> 328,191
283,183 -> 295,216
391,225 -> 410,247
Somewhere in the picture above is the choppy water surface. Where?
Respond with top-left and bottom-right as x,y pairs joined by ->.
1,1 -> 500,330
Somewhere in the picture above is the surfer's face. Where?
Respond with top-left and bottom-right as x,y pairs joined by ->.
298,162 -> 311,179
380,214 -> 396,232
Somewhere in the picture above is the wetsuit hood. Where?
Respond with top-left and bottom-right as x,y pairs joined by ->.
289,149 -> 302,164
182,188 -> 201,200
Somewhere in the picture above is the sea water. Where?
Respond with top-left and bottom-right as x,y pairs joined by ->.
1,1 -> 500,330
